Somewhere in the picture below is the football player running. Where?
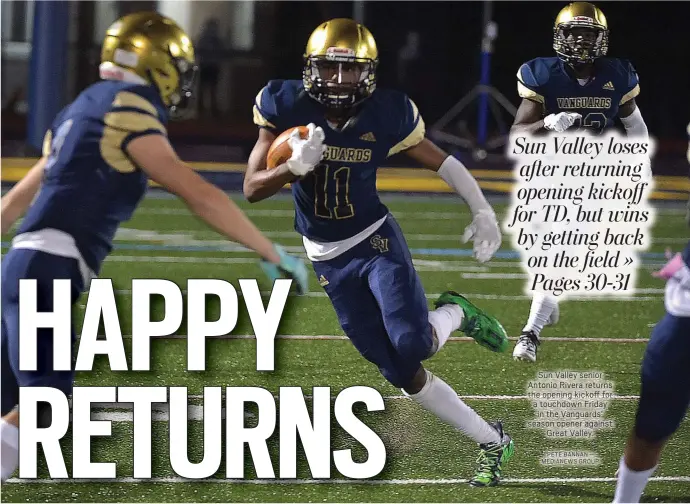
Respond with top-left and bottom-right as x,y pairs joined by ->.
510,1 -> 651,363
244,18 -> 514,486
0,12 -> 308,482
612,241 -> 690,502
613,126 -> 690,503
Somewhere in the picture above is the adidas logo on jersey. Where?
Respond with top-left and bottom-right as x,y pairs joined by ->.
318,275 -> 329,287
603,81 -> 615,91
359,132 -> 376,142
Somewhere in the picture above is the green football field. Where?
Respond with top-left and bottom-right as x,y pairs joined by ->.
2,192 -> 689,503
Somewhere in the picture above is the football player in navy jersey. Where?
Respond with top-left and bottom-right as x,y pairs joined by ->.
612,241 -> 690,502
0,12 -> 308,481
244,18 -> 514,486
510,1 -> 652,363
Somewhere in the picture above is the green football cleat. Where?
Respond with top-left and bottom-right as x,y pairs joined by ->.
469,421 -> 515,487
435,291 -> 509,353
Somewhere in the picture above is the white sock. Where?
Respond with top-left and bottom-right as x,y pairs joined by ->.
522,293 -> 558,337
428,304 -> 463,355
1,419 -> 19,482
612,457 -> 657,503
404,370 -> 500,445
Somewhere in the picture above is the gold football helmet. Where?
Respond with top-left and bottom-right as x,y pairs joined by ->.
553,2 -> 609,66
303,18 -> 378,112
100,12 -> 197,117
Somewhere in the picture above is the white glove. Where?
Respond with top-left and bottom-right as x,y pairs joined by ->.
462,208 -> 502,263
285,123 -> 326,177
543,112 -> 581,133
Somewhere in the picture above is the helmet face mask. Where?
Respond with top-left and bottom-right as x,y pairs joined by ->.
554,23 -> 608,66
304,52 -> 377,111
166,56 -> 198,119
302,19 -> 379,114
552,2 -> 609,68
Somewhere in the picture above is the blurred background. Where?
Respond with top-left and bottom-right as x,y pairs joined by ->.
2,0 -> 689,195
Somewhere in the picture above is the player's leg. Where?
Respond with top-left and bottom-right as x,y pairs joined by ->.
0,250 -> 81,482
1,315 -> 21,482
366,217 -> 514,486
513,293 -> 560,362
613,312 -> 690,503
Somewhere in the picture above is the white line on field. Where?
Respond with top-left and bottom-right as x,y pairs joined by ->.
104,255 -> 493,273
106,287 -> 662,302
135,207 -> 689,218
86,394 -> 641,411
136,208 -> 475,219
105,334 -> 649,343
7,475 -> 689,485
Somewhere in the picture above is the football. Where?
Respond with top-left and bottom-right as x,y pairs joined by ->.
266,126 -> 310,169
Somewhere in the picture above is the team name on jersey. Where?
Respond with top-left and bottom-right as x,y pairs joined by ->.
556,97 -> 612,109
324,146 -> 372,164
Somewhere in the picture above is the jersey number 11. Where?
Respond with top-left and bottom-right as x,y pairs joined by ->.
314,163 -> 355,219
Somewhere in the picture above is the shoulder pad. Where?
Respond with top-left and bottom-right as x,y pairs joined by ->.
109,85 -> 168,125
517,58 -> 557,88
516,58 -> 555,104
253,80 -> 301,131
383,90 -> 426,157
104,88 -> 167,139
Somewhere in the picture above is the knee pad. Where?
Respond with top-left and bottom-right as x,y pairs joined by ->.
395,323 -> 434,363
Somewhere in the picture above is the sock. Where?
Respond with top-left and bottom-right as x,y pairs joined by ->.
1,419 -> 19,482
612,457 -> 657,503
522,293 -> 558,337
428,304 -> 463,355
403,370 -> 500,445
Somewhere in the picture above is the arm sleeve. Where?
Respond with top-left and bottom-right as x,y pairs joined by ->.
388,96 -> 426,158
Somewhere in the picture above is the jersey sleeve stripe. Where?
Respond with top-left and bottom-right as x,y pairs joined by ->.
42,130 -> 53,157
252,86 -> 277,129
112,91 -> 159,117
517,81 -> 545,104
388,100 -> 425,158
619,83 -> 640,105
100,112 -> 166,174
253,105 -> 276,129
103,111 -> 166,135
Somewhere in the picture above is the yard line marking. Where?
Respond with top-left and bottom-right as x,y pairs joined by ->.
105,288 -> 662,302
94,334 -> 649,343
103,255 -> 491,272
86,394 -> 641,410
7,476 -> 688,485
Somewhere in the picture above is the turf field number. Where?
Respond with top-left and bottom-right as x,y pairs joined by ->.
314,164 -> 355,219
572,112 -> 607,134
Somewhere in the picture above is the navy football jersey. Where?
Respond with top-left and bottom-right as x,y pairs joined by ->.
253,80 -> 425,242
516,57 -> 640,133
17,80 -> 169,274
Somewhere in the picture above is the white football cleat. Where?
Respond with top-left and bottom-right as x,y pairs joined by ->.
513,331 -> 540,362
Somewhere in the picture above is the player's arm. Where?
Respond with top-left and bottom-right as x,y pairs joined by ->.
510,98 -> 545,134
243,128 -> 300,203
618,63 -> 648,140
397,98 -> 500,262
127,134 -> 281,264
511,62 -> 580,134
1,127 -> 52,234
0,157 -> 47,234
405,139 -> 495,216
